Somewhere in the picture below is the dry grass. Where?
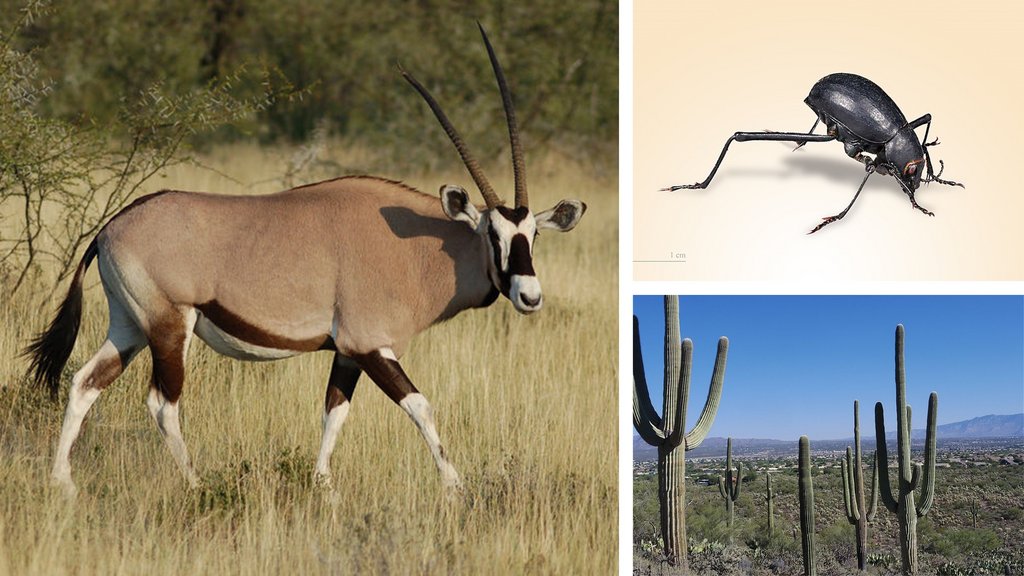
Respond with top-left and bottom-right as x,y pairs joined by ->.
0,144 -> 617,575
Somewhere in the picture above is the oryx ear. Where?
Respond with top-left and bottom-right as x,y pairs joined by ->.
535,199 -> 586,232
440,185 -> 480,228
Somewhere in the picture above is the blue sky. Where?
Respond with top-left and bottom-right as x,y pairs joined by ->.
633,296 -> 1024,441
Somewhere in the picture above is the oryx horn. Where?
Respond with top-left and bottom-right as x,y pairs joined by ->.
401,24 -> 529,209
478,22 -> 527,209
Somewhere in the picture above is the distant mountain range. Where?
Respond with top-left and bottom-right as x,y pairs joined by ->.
633,413 -> 1024,462
932,413 -> 1024,439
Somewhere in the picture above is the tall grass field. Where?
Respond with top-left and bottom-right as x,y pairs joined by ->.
0,145 -> 617,574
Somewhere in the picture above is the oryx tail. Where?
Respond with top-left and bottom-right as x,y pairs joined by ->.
25,239 -> 99,398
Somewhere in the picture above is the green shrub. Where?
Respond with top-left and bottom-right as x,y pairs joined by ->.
927,528 -> 1001,557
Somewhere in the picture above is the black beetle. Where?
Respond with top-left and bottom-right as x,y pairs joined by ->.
663,73 -> 964,234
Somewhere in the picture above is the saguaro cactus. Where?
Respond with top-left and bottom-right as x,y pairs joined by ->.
765,472 -> 775,538
798,436 -> 816,576
874,324 -> 938,576
634,296 -> 729,568
718,437 -> 742,539
841,400 -> 879,571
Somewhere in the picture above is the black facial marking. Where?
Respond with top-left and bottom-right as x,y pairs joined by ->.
487,226 -> 508,294
508,234 -> 535,277
496,205 -> 530,224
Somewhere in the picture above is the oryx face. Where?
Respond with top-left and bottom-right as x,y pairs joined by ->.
409,24 -> 585,314
440,185 -> 585,314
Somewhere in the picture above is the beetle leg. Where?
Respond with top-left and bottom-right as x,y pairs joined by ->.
908,114 -> 966,188
662,131 -> 836,191
792,118 -> 820,151
808,167 -> 875,234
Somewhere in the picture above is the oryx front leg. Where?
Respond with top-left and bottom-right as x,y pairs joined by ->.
314,355 -> 360,486
357,348 -> 461,493
146,310 -> 200,488
52,303 -> 144,497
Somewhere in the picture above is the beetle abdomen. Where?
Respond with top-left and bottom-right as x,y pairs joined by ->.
804,73 -> 907,145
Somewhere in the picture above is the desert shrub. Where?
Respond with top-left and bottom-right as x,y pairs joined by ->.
0,1 -> 277,289
937,550 -> 1024,576
927,527 -> 1002,557
818,521 -> 856,566
633,473 -> 661,544
687,498 -> 730,545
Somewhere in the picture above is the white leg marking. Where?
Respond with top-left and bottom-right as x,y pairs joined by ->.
50,293 -> 146,497
51,339 -> 121,496
378,347 -> 398,361
147,388 -> 199,488
399,393 -> 462,492
314,401 -> 351,480
146,386 -> 162,423
158,400 -> 199,487
146,309 -> 200,487
51,383 -> 101,497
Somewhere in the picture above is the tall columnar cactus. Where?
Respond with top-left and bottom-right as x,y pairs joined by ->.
634,296 -> 729,568
841,400 -> 879,571
798,436 -> 816,576
874,324 -> 938,576
718,437 -> 742,539
765,472 -> 775,538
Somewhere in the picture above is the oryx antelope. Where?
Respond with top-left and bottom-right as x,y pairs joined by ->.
26,24 -> 585,497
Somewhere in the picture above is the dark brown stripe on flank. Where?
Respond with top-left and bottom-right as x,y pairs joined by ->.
195,300 -> 329,352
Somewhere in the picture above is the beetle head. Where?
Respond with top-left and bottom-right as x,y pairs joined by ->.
884,127 -> 925,190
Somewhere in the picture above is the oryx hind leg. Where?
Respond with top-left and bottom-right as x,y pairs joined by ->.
52,295 -> 146,497
314,354 -> 361,485
145,308 -> 200,488
356,348 -> 462,492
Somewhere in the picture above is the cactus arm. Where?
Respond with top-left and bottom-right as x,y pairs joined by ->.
633,315 -> 668,446
841,448 -> 858,521
866,451 -> 879,521
665,340 -> 693,448
662,298 -> 682,438
874,402 -> 898,513
633,384 -> 667,446
683,336 -> 728,450
718,476 -> 727,499
909,463 -> 921,491
917,392 -> 938,517
895,325 -> 912,486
